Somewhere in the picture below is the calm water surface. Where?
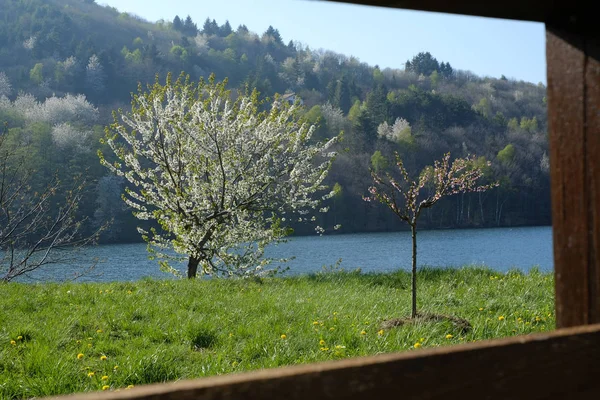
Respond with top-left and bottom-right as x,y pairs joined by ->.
26,226 -> 553,282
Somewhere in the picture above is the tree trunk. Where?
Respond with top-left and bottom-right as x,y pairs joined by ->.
479,192 -> 485,224
187,256 -> 200,279
411,223 -> 417,319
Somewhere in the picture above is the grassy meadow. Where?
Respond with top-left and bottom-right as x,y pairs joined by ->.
0,267 -> 554,399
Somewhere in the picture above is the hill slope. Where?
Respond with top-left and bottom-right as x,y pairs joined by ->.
0,0 -> 550,242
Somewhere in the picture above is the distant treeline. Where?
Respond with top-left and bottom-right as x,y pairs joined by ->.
0,0 -> 550,243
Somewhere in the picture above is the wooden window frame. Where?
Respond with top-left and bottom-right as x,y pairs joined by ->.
53,2 -> 600,398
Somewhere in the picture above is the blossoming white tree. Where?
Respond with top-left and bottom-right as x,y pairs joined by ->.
100,74 -> 338,278
364,152 -> 497,318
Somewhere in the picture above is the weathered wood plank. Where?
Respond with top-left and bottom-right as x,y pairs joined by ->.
546,28 -> 588,327
547,25 -> 600,327
585,37 -> 600,323
51,324 -> 600,400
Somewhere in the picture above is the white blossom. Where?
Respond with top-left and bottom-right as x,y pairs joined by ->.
6,93 -> 98,125
194,34 -> 209,55
377,117 -> 412,143
0,72 -> 12,97
86,54 -> 105,94
51,122 -> 91,152
23,36 -> 36,50
100,75 -> 339,278
321,103 -> 345,134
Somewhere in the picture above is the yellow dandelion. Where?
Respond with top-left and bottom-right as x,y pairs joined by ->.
127,385 -> 134,389
333,312 -> 338,315
535,316 -> 541,322
478,307 -> 484,311
232,361 -> 238,367
413,342 -> 422,348
498,316 -> 505,321
101,376 -> 109,381
319,339 -> 326,346
87,372 -> 95,377
113,365 -> 119,370
377,329 -> 384,336
517,317 -> 523,322
419,338 -> 425,342
99,290 -> 103,294
280,334 -> 287,340
335,345 -> 346,349
97,329 -> 103,333
87,337 -> 93,340
127,290 -> 132,294
10,340 -> 16,345
320,347 -> 329,351
17,336 -> 23,340
102,385 -> 110,391
446,334 -> 453,339
77,353 -> 84,359
228,333 -> 234,338
329,327 -> 335,331
76,340 -> 81,344
100,355 -> 107,361
360,330 -> 366,335
312,321 -> 319,325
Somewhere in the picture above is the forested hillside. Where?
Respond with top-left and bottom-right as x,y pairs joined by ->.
0,0 -> 550,242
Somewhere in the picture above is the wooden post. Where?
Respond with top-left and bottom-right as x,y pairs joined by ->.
547,20 -> 600,328
546,16 -> 600,327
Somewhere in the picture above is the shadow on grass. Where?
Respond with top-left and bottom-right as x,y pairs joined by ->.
381,312 -> 472,334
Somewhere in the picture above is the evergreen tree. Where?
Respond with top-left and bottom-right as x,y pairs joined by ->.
406,52 -> 440,76
264,25 -> 283,44
172,15 -> 183,32
183,15 -> 197,36
333,75 -> 352,114
219,20 -> 232,37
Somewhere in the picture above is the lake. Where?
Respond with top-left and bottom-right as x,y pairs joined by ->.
21,226 -> 553,282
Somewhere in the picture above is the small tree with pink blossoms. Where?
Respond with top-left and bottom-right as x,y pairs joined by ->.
364,152 -> 497,318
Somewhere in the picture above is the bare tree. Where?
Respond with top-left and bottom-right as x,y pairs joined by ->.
364,152 -> 497,318
0,123 -> 102,282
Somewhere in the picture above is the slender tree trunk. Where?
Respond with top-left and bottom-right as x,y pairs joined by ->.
187,256 -> 200,279
479,192 -> 485,224
411,223 -> 417,319
467,195 -> 471,223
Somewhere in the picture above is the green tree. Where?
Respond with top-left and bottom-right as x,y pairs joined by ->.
333,76 -> 352,114
29,63 -> 44,85
497,144 -> 515,165
430,70 -> 440,87
405,52 -> 440,76
507,117 -> 519,131
172,15 -> 183,32
183,15 -> 197,36
370,150 -> 388,172
219,20 -> 232,37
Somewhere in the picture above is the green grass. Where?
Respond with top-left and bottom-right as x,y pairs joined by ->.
0,267 -> 554,399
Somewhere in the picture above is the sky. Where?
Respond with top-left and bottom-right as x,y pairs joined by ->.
100,0 -> 547,84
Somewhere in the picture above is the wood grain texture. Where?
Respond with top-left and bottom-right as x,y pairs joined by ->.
547,28 -> 588,327
585,37 -> 600,323
49,324 -> 600,400
547,26 -> 600,327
